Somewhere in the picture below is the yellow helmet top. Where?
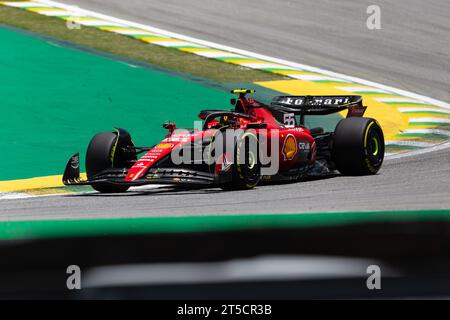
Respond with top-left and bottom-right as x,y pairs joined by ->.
230,89 -> 255,94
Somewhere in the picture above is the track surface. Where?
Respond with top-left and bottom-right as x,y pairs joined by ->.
61,0 -> 450,103
1,148 -> 449,220
2,0 -> 449,219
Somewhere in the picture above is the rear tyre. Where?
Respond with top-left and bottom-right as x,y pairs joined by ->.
332,117 -> 384,175
221,132 -> 261,190
86,131 -> 130,193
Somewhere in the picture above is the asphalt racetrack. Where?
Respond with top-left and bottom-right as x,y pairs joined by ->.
2,0 -> 449,219
0,147 -> 449,220
60,0 -> 450,103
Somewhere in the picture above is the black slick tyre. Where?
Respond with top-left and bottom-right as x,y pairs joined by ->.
332,117 -> 384,175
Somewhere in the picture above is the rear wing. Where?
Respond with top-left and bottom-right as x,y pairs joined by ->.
270,95 -> 367,120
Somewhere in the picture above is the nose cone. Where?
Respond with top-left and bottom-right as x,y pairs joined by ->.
125,143 -> 176,182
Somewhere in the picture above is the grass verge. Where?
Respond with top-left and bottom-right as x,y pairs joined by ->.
0,4 -> 285,83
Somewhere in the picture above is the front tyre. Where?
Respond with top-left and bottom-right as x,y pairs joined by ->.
221,132 -> 261,190
86,131 -> 130,193
332,117 -> 384,175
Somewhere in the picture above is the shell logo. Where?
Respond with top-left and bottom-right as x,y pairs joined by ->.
156,143 -> 174,149
282,134 -> 298,160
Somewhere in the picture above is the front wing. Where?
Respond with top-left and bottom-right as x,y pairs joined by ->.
62,153 -> 231,188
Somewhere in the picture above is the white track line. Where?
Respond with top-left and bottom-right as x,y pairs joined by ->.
398,107 -> 450,115
0,192 -> 36,200
409,117 -> 450,124
37,10 -> 85,16
376,97 -> 427,104
0,184 -> 169,200
385,140 -> 434,148
289,74 -> 352,82
399,129 -> 450,136
105,29 -> 156,36
194,51 -> 245,58
5,1 -> 46,7
150,40 -> 205,47
336,86 -> 389,93
385,141 -> 450,160
238,63 -> 296,70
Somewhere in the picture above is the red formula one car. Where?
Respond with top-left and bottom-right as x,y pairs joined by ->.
63,89 -> 384,192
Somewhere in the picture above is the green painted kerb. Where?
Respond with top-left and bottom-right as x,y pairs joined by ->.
0,26 -> 229,180
0,209 -> 449,241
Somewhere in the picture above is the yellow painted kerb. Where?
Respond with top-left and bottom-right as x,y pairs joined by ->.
0,173 -> 86,192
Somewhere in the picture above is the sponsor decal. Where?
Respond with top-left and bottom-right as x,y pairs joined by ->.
150,148 -> 164,154
141,155 -> 159,159
298,141 -> 310,150
166,136 -> 189,142
156,143 -> 174,149
282,134 -> 298,160
347,105 -> 367,117
311,97 -> 351,105
277,96 -> 351,106
279,97 -> 305,105
70,155 -> 79,169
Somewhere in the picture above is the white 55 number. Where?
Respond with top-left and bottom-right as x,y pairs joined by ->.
283,113 -> 296,127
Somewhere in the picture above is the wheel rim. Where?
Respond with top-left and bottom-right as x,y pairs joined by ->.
371,136 -> 379,156
237,134 -> 260,184
367,128 -> 383,165
248,151 -> 256,170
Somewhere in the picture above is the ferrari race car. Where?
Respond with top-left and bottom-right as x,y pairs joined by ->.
63,89 -> 384,192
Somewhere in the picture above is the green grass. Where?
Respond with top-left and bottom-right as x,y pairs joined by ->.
0,4 -> 285,83
0,25 -> 232,180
